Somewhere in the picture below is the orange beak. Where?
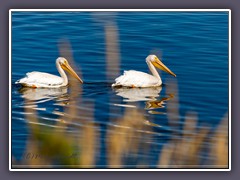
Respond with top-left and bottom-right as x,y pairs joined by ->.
61,62 -> 83,83
152,57 -> 176,77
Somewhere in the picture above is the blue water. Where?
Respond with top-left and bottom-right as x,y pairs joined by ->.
11,11 -> 229,168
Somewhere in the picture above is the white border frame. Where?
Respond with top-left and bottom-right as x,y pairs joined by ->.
9,9 -> 231,171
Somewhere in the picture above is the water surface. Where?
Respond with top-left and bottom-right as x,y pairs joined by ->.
11,11 -> 229,168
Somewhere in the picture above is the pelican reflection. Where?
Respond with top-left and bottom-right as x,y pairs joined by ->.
145,94 -> 174,110
114,86 -> 162,102
18,86 -> 68,102
113,86 -> 174,112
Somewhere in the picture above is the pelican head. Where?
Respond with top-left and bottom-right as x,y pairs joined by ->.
57,57 -> 83,83
146,55 -> 176,77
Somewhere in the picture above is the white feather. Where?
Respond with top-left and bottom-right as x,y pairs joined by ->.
112,55 -> 176,88
16,71 -> 63,88
15,57 -> 83,88
112,70 -> 160,87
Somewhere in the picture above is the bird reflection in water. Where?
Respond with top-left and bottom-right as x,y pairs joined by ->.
113,86 -> 174,114
145,94 -> 174,114
18,86 -> 69,105
114,86 -> 162,102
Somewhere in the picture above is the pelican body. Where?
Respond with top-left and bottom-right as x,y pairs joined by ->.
112,55 -> 176,88
15,57 -> 83,88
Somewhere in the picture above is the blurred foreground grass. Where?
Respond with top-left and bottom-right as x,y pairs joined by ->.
12,77 -> 228,168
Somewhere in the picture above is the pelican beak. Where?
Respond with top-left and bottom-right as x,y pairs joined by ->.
153,57 -> 176,77
61,62 -> 83,83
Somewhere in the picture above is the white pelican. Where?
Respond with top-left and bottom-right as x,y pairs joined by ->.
15,57 -> 83,88
112,55 -> 176,88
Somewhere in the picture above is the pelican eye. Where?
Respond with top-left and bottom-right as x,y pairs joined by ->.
60,60 -> 67,66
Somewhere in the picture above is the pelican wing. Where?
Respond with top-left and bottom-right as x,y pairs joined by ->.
16,71 -> 63,87
112,70 -> 160,87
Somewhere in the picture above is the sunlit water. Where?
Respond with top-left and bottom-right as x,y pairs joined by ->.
11,11 -> 229,168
